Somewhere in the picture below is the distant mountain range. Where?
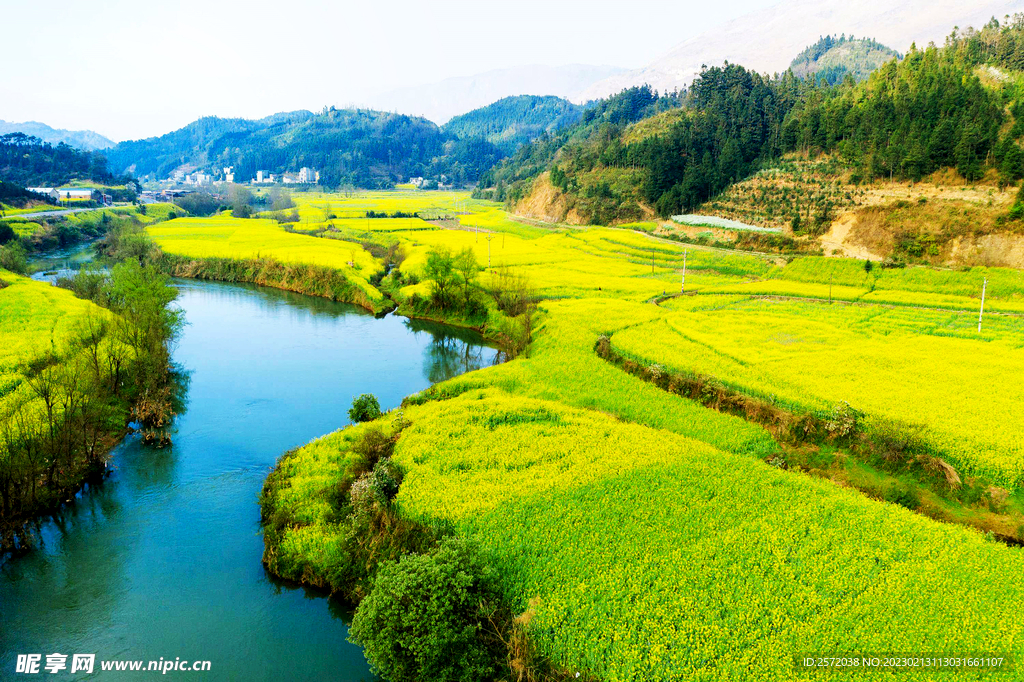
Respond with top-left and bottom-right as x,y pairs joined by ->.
363,64 -> 625,124
104,96 -> 583,186
0,120 -> 113,150
13,0 -> 1021,185
578,0 -> 1024,100
106,109 -> 474,187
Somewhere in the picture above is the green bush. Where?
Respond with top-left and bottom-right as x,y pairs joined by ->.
0,242 -> 28,274
885,484 -> 921,510
349,393 -> 382,423
370,458 -> 402,503
349,537 -> 505,682
0,222 -> 15,244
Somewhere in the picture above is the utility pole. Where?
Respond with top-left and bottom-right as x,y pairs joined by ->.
486,234 -> 494,267
829,273 -> 833,305
978,277 -> 988,333
680,249 -> 688,293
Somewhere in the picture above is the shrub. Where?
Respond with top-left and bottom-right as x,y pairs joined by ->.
0,221 -> 15,244
0,242 -> 28,274
370,458 -> 402,503
824,401 -> 860,441
350,426 -> 395,475
349,393 -> 382,423
489,265 -> 534,316
349,537 -> 505,682
55,268 -> 108,302
492,310 -> 534,359
424,246 -> 458,309
885,484 -> 921,510
174,192 -> 219,217
869,418 -> 927,464
96,224 -> 158,264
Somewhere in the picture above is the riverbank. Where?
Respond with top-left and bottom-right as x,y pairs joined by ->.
0,262 -> 180,554
261,297 -> 1024,681
4,277 -> 501,679
153,250 -> 522,353
156,252 -> 392,316
2,203 -> 178,254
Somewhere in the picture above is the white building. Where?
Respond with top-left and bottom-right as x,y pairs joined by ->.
298,167 -> 317,184
60,189 -> 97,201
184,171 -> 211,186
27,187 -> 60,202
223,166 -> 235,183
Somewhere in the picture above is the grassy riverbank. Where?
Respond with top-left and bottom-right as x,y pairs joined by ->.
2,203 -> 179,251
0,260 -> 181,553
150,191 -> 1024,680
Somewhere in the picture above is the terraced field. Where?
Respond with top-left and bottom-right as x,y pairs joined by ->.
613,296 -> 1024,487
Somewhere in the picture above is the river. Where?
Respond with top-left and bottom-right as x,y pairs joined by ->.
1,251 -> 501,680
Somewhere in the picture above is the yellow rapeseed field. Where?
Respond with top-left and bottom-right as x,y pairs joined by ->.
155,190 -> 1024,680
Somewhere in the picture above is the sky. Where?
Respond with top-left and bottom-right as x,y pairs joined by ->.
0,0 -> 780,142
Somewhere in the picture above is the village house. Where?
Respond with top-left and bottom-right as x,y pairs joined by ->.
27,187 -> 61,202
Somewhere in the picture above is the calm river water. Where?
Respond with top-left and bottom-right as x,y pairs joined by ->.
1,261 -> 500,680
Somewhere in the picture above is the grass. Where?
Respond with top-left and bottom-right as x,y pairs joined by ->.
1,204 -> 57,217
0,269 -> 109,407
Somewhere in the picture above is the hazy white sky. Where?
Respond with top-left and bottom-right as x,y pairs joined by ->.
1,0 -> 779,141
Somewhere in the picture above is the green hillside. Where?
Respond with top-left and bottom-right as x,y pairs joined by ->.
479,16 -> 1024,229
475,85 -> 683,210
790,35 -> 900,84
443,95 -> 584,154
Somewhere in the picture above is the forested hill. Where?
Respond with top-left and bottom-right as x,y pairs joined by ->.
789,35 -> 900,84
106,111 -> 312,180
0,133 -> 121,187
476,85 -> 684,211
107,108 -> 504,188
480,14 -> 1024,225
442,95 -> 585,154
